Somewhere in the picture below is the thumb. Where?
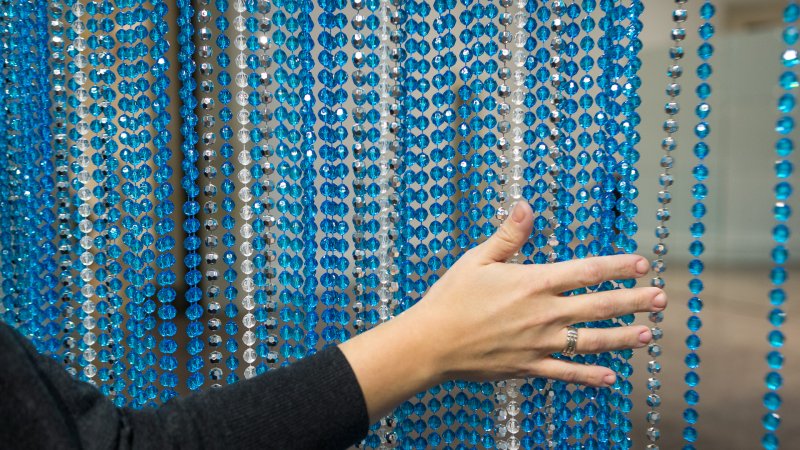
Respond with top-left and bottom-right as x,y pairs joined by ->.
476,201 -> 534,263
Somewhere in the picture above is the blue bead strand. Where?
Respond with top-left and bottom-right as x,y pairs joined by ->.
611,1 -> 643,447
273,0 -> 305,364
150,0 -> 178,402
89,0 -> 125,401
317,0 -> 351,348
176,0 -> 205,393
761,3 -> 797,449
112,0 -> 151,407
298,0 -> 319,360
683,1 -> 715,448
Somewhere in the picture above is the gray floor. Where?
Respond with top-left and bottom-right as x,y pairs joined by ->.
627,264 -> 799,449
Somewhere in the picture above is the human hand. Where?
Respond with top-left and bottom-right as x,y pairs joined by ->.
340,201 -> 666,422
408,200 -> 665,387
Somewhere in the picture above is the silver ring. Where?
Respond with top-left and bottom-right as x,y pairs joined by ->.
562,326 -> 578,357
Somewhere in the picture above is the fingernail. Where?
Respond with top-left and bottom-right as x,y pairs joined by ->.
638,329 -> 653,345
635,258 -> 650,275
511,202 -> 525,223
603,374 -> 616,386
653,293 -> 667,309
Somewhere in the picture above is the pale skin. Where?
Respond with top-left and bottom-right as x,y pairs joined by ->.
339,200 -> 667,423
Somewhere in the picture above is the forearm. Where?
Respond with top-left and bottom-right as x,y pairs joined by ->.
338,299 -> 446,423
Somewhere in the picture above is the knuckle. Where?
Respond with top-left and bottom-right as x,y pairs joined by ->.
531,272 -> 556,294
583,331 -> 603,353
581,261 -> 604,286
561,367 -> 581,384
595,296 -> 618,320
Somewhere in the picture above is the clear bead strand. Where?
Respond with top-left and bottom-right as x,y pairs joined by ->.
494,1 -> 521,449
543,1 -> 570,445
69,0 -> 99,386
50,0 -> 79,379
374,0 -> 400,446
647,2 -> 689,447
235,0 -> 257,381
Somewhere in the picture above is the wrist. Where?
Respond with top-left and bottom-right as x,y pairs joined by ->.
338,295 -> 448,422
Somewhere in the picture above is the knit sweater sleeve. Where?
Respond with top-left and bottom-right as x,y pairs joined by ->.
0,322 -> 370,450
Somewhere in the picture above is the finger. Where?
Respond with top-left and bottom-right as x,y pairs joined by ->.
535,357 -> 617,388
556,287 -> 666,324
546,325 -> 652,354
473,201 -> 534,263
534,254 -> 650,293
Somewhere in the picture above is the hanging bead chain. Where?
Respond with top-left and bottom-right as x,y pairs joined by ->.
273,0 -> 304,363
234,0 -> 257,380
316,0 -> 343,350
50,0 -> 79,377
252,0 -> 278,376
298,0 -> 319,361
527,1 -> 552,444
682,1 -> 715,446
494,1 -> 521,449
64,0 -> 89,381
761,3 -> 797,448
646,1 -> 688,446
541,0 -> 570,445
559,1 -> 596,444
350,0 -> 371,336
371,0 -> 403,446
593,2 -> 621,442
514,3 -> 543,449
140,0 -> 162,406
12,0 -> 53,352
148,0 -> 178,403
176,0 -> 205,393
202,0 -> 226,387
81,0 -> 106,389
423,0 -> 458,447
572,1 -> 605,442
218,0 -> 243,386
609,1 -> 643,445
90,0 -> 121,400
69,0 -> 99,386
117,0 -> 157,407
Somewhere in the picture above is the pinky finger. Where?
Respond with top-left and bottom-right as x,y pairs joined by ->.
536,358 -> 617,388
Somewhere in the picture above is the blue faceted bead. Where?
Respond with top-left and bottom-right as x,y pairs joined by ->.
763,392 -> 782,411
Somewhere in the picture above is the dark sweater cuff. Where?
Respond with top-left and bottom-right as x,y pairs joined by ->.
195,345 -> 370,450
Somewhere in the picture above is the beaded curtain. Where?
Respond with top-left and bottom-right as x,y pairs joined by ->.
0,0 -> 794,448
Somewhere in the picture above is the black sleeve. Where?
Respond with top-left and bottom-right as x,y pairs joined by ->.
0,323 -> 370,450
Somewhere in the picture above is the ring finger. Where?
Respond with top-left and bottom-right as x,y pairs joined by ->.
548,325 -> 653,355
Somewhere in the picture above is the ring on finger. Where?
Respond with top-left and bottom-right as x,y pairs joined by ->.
562,326 -> 578,357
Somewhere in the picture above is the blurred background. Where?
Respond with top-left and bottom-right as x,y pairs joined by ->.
631,0 -> 799,448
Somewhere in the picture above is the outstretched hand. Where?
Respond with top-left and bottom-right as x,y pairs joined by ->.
340,201 -> 666,422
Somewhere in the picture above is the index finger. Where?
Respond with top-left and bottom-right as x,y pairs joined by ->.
533,255 -> 650,294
